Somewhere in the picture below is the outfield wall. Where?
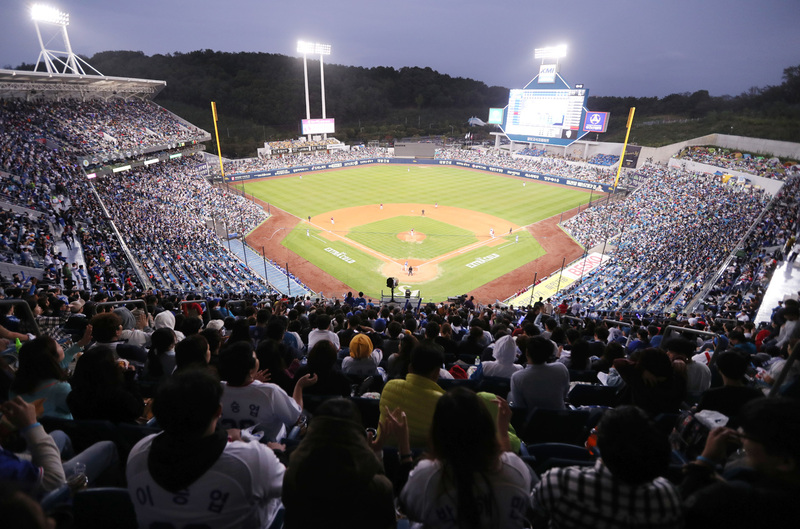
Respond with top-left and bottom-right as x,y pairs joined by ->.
226,158 -> 615,193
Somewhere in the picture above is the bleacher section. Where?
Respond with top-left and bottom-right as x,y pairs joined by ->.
587,153 -> 620,166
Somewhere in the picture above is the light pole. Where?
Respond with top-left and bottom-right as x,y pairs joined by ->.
31,4 -> 103,75
297,40 -> 331,140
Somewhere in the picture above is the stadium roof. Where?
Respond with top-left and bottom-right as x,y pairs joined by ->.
0,69 -> 166,100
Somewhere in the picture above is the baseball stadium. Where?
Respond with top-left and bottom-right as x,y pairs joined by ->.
1,3 -> 800,529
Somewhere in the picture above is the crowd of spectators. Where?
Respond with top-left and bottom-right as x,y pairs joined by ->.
0,209 -> 53,269
587,153 -> 620,166
2,286 -> 798,528
435,147 -> 617,185
518,147 -> 547,157
92,157 -> 271,296
224,146 -> 388,175
1,99 -> 140,291
265,137 -> 340,152
695,175 -> 800,319
675,146 -> 798,181
38,98 -> 205,159
556,164 -> 768,314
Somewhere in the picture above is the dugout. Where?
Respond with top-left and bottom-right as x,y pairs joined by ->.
394,142 -> 436,159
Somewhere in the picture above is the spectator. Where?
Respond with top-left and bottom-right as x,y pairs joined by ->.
9,337 -> 73,420
682,397 -> 800,528
282,398 -> 396,529
378,343 -> 445,448
217,341 -> 316,440
478,335 -> 522,378
400,387 -> 532,527
342,333 -> 382,377
531,406 -> 682,528
66,345 -> 145,423
509,336 -> 569,410
292,340 -> 351,397
127,368 -> 286,528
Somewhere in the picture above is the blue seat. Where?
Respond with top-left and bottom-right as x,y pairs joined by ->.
72,487 -> 137,529
477,376 -> 511,399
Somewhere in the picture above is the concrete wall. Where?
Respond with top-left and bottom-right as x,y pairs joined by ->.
517,134 -> 800,169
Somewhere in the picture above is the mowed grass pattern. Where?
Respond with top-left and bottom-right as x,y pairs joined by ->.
243,165 -> 593,300
347,216 -> 477,260
242,164 -> 591,225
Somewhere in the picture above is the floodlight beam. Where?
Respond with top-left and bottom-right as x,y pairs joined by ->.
534,44 -> 568,60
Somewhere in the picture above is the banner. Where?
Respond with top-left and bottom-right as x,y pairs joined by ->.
227,158 -> 614,192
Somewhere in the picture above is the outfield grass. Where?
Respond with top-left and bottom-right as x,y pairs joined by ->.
245,164 -> 592,301
242,164 -> 591,226
347,216 -> 477,260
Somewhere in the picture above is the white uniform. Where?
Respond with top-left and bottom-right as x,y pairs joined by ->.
219,381 -> 302,441
127,434 -> 284,529
400,452 -> 532,529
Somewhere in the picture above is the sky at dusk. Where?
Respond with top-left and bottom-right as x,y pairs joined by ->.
1,0 -> 798,98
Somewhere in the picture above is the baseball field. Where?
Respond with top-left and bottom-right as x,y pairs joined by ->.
241,164 -> 595,302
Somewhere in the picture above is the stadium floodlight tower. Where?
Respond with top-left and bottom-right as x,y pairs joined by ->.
31,4 -> 103,76
296,40 -> 332,140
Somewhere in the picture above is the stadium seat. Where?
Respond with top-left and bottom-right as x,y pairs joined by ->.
567,384 -> 619,407
526,442 -> 597,475
438,379 -> 479,392
477,376 -> 511,399
568,369 -> 599,383
519,408 -> 592,446
72,488 -> 137,529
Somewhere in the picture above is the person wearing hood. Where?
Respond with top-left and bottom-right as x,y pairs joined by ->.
127,368 -> 285,529
114,306 -> 151,348
153,310 -> 186,343
479,335 -> 523,379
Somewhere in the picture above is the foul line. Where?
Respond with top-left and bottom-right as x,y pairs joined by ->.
294,217 -> 533,272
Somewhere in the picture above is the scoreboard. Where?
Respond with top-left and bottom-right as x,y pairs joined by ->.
505,88 -> 587,141
496,68 -> 592,147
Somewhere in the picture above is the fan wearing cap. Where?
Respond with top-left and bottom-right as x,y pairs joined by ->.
342,334 -> 382,377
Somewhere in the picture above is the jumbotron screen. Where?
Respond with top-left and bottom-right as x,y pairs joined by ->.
504,88 -> 588,145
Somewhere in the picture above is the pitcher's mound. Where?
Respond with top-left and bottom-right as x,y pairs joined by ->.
398,231 -> 426,243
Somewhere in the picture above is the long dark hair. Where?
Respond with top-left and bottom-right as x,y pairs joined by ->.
70,345 -> 123,393
430,387 -> 500,529
11,337 -> 67,394
147,328 -> 176,379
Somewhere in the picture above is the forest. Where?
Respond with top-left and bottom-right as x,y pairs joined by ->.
17,51 -> 800,158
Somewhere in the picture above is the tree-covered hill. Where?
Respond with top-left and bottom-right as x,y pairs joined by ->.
17,51 -> 799,157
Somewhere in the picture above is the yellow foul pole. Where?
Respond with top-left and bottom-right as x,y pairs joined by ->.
613,107 -> 636,190
211,101 -> 226,181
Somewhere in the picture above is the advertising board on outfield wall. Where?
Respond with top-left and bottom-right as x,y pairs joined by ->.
226,158 -> 614,193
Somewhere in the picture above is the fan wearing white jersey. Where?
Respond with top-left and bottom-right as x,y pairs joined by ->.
127,368 -> 285,529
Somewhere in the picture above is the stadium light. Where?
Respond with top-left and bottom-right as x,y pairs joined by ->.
296,40 -> 332,140
31,4 -> 69,26
30,4 -> 103,76
534,44 -> 567,60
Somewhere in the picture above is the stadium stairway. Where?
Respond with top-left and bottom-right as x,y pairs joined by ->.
226,239 -> 311,297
